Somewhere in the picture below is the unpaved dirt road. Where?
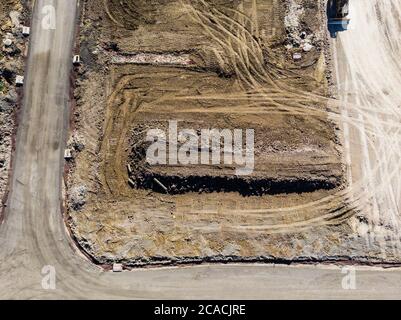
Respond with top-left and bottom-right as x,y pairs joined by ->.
334,0 -> 401,250
0,0 -> 400,300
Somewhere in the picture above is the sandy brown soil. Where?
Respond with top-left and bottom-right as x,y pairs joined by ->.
63,0 -> 389,266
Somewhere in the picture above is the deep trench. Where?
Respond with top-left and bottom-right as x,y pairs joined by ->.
130,171 -> 338,196
128,136 -> 339,196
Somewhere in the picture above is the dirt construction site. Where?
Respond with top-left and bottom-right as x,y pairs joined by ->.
65,0 -> 400,267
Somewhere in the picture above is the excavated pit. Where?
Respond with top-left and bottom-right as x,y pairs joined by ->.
128,171 -> 338,196
127,117 -> 342,196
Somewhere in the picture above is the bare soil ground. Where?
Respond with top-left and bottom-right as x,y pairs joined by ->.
0,0 -> 28,211
65,0 -> 394,266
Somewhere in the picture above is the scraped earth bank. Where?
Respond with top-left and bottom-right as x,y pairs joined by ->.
62,0 -> 399,267
128,111 -> 341,196
0,0 -> 29,213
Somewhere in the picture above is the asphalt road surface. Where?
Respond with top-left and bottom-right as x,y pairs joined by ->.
0,0 -> 400,299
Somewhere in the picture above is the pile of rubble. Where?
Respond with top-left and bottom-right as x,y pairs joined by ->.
284,0 -> 319,60
1,9 -> 27,77
69,185 -> 88,211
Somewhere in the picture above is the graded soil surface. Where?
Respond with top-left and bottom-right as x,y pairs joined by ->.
65,0 -> 365,266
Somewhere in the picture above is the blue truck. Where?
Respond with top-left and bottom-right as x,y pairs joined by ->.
328,0 -> 350,38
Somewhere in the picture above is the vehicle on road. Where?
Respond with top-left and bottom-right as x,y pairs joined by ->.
328,0 -> 351,38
